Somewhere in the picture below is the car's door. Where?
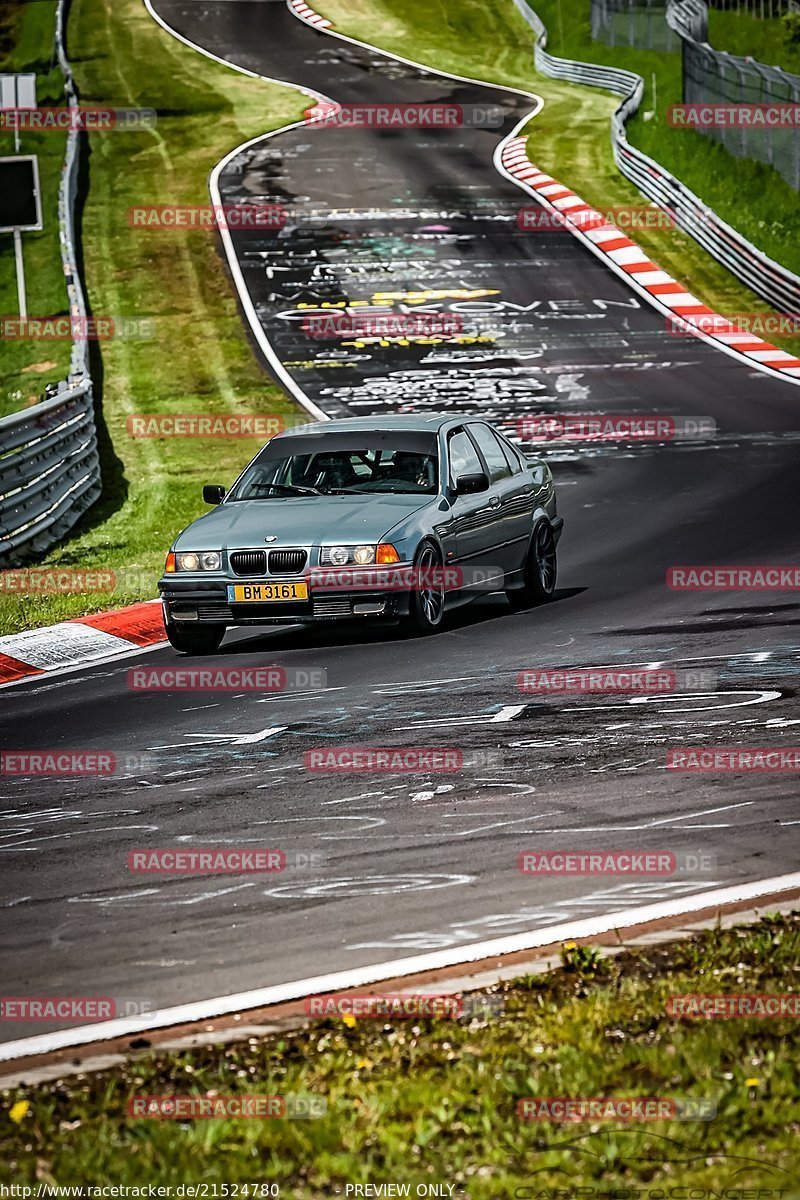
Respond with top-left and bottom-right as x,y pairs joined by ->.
466,423 -> 534,576
443,427 -> 504,592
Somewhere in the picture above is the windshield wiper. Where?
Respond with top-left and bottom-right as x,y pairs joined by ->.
322,487 -> 372,495
249,482 -> 322,496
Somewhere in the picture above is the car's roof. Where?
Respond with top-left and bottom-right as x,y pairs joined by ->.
277,414 -> 471,437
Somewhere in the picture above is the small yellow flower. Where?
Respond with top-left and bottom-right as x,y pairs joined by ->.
745,1078 -> 761,1088
342,1013 -> 357,1029
356,1058 -> 371,1070
9,1100 -> 30,1124
563,941 -> 577,950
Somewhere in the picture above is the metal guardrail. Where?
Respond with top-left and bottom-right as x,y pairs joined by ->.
0,0 -> 100,565
511,0 -> 800,315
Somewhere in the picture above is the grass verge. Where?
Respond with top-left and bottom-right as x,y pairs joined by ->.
0,0 -> 308,636
1,913 -> 799,1190
314,0 -> 800,357
0,0 -> 72,416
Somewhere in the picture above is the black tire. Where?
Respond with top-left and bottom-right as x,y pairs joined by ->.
506,520 -> 557,610
166,621 -> 226,655
406,541 -> 446,635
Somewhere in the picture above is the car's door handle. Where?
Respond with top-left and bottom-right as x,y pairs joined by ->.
478,497 -> 501,513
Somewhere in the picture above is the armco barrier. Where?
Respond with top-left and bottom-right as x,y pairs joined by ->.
0,0 -> 99,564
511,0 -> 800,315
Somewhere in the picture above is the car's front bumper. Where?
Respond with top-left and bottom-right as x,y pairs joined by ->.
158,577 -> 413,625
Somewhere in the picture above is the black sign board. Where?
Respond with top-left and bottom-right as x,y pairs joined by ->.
0,156 -> 42,232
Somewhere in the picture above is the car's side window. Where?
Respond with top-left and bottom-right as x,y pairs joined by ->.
496,433 -> 523,475
447,429 -> 482,490
468,424 -> 512,483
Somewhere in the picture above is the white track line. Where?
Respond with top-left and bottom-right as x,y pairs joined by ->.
144,0 -> 333,420
2,872 -> 798,1062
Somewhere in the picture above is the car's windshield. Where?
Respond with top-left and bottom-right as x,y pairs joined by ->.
228,434 -> 439,500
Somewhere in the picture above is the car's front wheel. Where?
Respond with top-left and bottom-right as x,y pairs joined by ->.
166,621 -> 226,655
406,541 -> 446,635
506,520 -> 557,610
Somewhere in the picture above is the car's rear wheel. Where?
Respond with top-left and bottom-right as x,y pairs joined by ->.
166,621 -> 226,655
406,541 -> 446,635
506,520 -> 557,610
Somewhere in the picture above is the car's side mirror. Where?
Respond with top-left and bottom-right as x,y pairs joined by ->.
202,484 -> 226,505
454,472 -> 490,495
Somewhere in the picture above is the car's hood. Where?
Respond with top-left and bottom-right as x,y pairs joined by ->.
174,493 -> 434,550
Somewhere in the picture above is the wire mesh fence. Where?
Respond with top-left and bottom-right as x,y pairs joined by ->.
591,0 -> 800,190
591,0 -> 682,49
682,37 -> 800,189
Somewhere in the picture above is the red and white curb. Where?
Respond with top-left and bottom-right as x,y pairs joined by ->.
287,0 -> 332,30
501,136 -> 800,383
0,600 -> 166,688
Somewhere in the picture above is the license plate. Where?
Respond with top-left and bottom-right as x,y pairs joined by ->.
227,581 -> 308,603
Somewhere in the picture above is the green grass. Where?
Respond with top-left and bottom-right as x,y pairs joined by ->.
0,0 -> 72,416
708,8 -> 800,75
316,0 -> 800,356
2,913 -> 799,1191
0,0 -> 309,636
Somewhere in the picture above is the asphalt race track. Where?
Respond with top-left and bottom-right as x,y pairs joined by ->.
1,0 -> 800,1046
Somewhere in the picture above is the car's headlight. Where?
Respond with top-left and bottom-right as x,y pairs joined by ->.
174,551 -> 221,572
323,545 -> 350,566
320,544 -> 399,566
